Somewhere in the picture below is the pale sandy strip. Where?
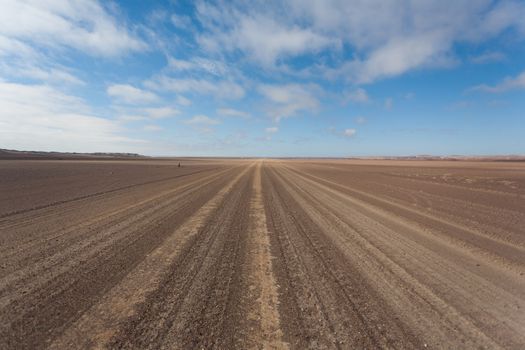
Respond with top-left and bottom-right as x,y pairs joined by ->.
246,161 -> 288,349
49,163 -> 254,350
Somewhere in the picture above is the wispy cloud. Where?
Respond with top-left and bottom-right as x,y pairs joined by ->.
469,71 -> 525,93
329,127 -> 357,139
0,82 -> 144,152
355,34 -> 453,83
144,125 -> 162,131
0,63 -> 84,85
196,6 -> 338,66
117,115 -> 146,122
217,108 -> 251,119
404,92 -> 415,100
146,76 -> 245,100
343,128 -> 357,137
0,0 -> 146,57
182,114 -> 220,134
193,1 -> 525,83
343,88 -> 369,104
168,57 -> 227,76
143,107 -> 180,119
258,83 -> 319,122
171,13 -> 193,30
469,51 -> 506,64
107,84 -> 159,104
184,115 -> 220,125
176,95 -> 192,106
354,116 -> 367,125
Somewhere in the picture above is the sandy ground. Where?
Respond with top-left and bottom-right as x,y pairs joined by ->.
0,159 -> 524,349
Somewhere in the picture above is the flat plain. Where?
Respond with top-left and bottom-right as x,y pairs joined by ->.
1,158 -> 524,349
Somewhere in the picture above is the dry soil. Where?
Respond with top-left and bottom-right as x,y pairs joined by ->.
1,159 -> 524,349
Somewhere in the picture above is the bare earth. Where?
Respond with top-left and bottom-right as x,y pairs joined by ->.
0,159 -> 524,349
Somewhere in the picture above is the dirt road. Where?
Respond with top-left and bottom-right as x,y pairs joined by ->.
1,159 -> 524,349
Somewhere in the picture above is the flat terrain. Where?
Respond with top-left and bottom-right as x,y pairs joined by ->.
1,159 -> 524,349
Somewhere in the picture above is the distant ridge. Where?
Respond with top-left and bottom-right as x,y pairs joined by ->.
0,148 -> 146,160
1,148 -> 524,161
345,155 -> 525,161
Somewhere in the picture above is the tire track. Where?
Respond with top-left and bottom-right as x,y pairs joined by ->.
0,166 -> 238,349
273,161 -> 525,348
262,163 -> 420,349
51,163 -> 254,349
108,163 -> 256,349
0,166 -> 238,263
0,167 -> 238,310
283,164 -> 525,271
239,161 -> 287,349
0,166 -> 220,220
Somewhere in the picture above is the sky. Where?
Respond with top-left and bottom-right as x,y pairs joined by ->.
0,0 -> 524,157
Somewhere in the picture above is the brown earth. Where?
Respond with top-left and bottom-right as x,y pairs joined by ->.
0,159 -> 524,349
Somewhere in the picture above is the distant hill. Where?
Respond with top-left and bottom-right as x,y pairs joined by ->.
0,148 -> 146,160
346,155 -> 525,161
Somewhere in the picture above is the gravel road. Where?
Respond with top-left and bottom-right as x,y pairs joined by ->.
1,159 -> 524,349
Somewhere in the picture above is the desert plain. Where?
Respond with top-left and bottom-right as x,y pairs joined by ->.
0,158 -> 524,349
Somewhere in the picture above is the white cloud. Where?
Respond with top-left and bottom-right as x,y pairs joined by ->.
117,115 -> 146,122
472,0 -> 525,39
217,108 -> 251,119
343,88 -> 369,104
168,58 -> 194,71
168,57 -> 227,76
469,51 -> 506,64
196,6 -> 338,66
143,107 -> 180,119
107,84 -> 159,104
228,17 -> 336,66
176,95 -> 192,106
470,71 -> 525,93
146,76 -> 245,100
184,115 -> 220,125
343,128 -> 356,137
356,34 -> 453,83
0,61 -> 84,85
0,82 -> 144,152
144,125 -> 162,131
258,83 -> 319,122
265,127 -> 279,133
0,0 -> 145,57
23,66 -> 84,85
171,13 -> 193,30
354,116 -> 367,124
298,0 -> 525,82
194,1 -> 525,83
0,35 -> 38,58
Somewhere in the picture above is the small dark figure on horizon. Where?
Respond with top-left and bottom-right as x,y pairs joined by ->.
178,162 -> 181,167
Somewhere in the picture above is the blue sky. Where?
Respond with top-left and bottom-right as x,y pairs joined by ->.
0,0 -> 524,156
